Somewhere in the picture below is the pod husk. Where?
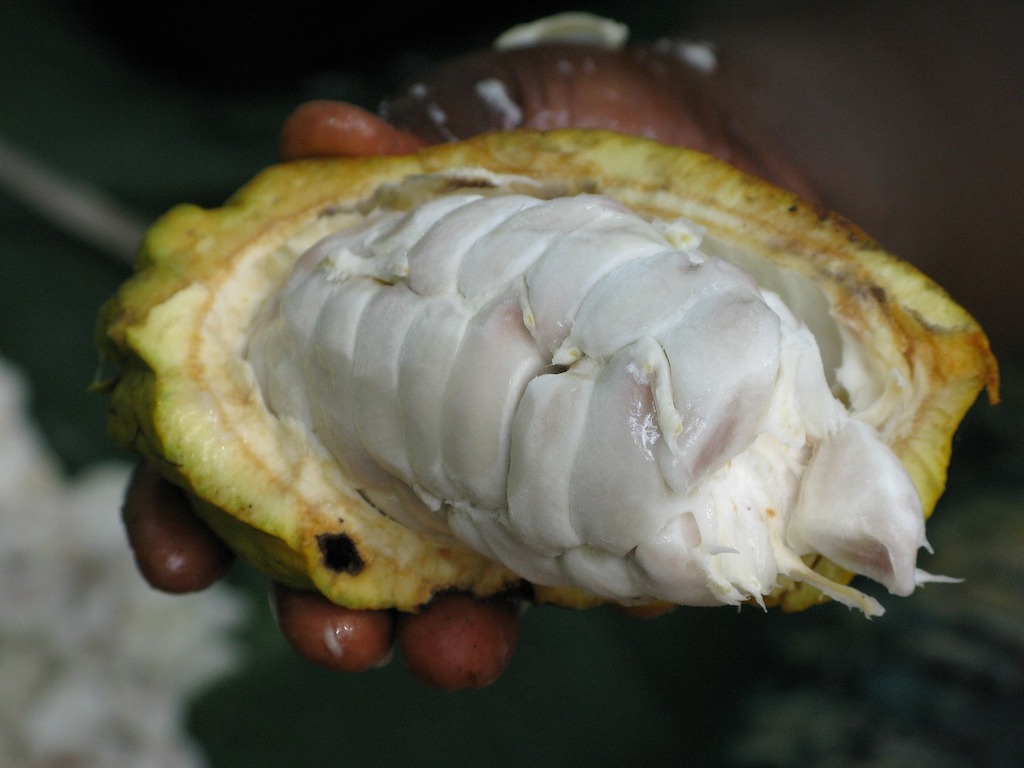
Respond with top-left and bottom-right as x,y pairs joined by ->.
97,129 -> 998,612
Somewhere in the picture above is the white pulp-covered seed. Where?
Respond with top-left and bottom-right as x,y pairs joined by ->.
247,191 -> 931,614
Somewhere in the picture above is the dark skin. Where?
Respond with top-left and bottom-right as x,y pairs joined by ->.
121,1 -> 1022,690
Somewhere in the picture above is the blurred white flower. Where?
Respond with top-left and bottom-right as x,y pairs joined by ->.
0,355 -> 246,768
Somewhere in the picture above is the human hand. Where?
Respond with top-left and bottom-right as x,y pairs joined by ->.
121,4 -> 1021,689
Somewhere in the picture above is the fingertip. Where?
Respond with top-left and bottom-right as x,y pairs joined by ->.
398,592 -> 520,691
122,462 -> 234,593
279,100 -> 426,160
272,584 -> 396,674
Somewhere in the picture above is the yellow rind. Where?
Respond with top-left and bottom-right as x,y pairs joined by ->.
97,129 -> 998,613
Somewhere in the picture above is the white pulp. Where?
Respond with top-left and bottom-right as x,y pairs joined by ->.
248,191 -> 931,614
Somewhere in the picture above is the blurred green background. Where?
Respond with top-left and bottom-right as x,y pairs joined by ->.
2,1 -> 1021,766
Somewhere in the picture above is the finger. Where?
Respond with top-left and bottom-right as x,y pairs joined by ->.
279,100 -> 426,160
397,592 -> 520,690
271,584 -> 396,673
121,461 -> 235,593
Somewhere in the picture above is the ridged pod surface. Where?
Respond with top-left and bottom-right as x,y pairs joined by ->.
97,130 -> 998,613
